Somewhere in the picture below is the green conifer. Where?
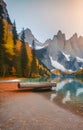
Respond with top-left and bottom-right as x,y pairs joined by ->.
20,28 -> 28,77
12,20 -> 18,45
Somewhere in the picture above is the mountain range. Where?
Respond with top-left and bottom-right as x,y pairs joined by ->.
0,0 -> 83,76
19,29 -> 83,72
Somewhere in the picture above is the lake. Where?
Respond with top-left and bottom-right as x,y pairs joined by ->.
36,77 -> 83,116
20,76 -> 83,116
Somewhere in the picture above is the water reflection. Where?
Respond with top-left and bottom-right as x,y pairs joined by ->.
62,91 -> 71,104
22,77 -> 83,115
52,78 -> 83,104
45,78 -> 83,116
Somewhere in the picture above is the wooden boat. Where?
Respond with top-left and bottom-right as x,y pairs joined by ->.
18,82 -> 56,90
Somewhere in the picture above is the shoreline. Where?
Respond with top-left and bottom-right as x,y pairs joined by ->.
0,82 -> 83,117
0,82 -> 83,130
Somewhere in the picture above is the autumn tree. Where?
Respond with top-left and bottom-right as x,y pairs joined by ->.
20,28 -> 28,77
0,6 -> 15,77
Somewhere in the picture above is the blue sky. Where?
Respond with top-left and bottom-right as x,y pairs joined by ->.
5,0 -> 83,43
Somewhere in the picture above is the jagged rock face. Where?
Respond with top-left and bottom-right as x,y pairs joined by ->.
64,34 -> 83,58
19,28 -> 39,45
46,31 -> 83,59
46,31 -> 65,59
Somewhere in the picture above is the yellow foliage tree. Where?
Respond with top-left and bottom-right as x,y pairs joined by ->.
3,20 -> 15,59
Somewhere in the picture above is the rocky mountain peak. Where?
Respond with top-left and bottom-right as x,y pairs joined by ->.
19,28 -> 40,46
70,33 -> 78,44
56,30 -> 65,41
71,33 -> 78,40
57,30 -> 62,36
24,28 -> 32,35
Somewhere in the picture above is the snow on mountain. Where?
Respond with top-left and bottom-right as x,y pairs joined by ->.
36,47 -> 83,71
62,52 -> 70,61
49,56 -> 66,71
76,57 -> 83,62
62,52 -> 83,63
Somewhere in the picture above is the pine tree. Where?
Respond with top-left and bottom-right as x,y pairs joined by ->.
6,10 -> 12,25
12,20 -> 18,45
20,28 -> 28,77
30,40 -> 39,77
12,20 -> 19,76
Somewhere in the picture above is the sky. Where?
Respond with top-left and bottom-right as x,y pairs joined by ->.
5,0 -> 83,43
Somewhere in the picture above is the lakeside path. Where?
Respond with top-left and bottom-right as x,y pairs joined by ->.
0,83 -> 83,130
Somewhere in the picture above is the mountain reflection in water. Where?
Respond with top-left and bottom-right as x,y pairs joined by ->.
23,77 -> 83,116
48,78 -> 83,116
52,78 -> 83,104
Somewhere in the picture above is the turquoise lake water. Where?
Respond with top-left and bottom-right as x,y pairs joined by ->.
52,78 -> 83,104
46,77 -> 83,116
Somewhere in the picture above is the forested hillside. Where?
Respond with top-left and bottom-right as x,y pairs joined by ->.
0,0 -> 51,78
